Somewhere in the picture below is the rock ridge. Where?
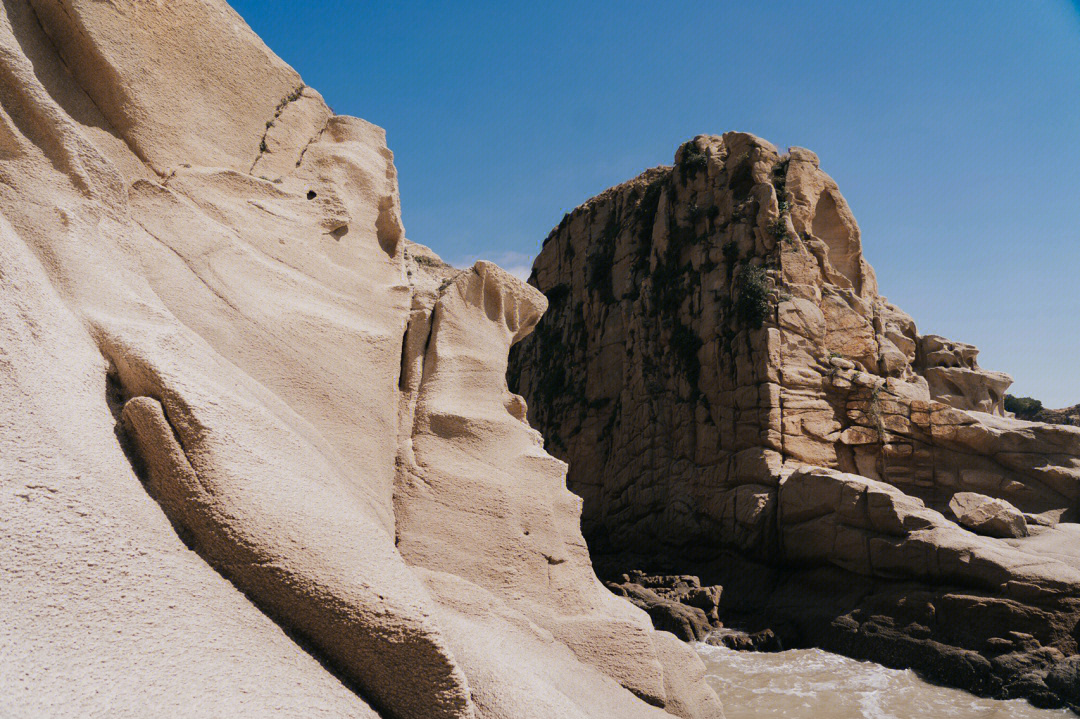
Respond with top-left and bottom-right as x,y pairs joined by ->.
0,2 -> 722,717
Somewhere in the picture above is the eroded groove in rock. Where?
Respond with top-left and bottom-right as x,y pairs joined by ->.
394,258 -> 725,718
102,344 -> 476,719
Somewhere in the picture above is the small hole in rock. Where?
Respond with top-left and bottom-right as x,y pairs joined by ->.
307,190 -> 317,200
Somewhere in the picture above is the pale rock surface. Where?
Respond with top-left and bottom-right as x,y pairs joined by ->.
0,2 -> 721,717
949,491 -> 1029,538
509,132 -> 1080,707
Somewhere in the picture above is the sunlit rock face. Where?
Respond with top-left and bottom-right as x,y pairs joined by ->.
509,133 -> 1080,709
0,2 -> 723,717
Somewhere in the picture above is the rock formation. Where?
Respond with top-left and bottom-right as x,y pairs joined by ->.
509,132 -> 1080,708
948,491 -> 1029,538
0,2 -> 723,717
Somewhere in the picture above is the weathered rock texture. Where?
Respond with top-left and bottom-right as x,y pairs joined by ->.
0,2 -> 722,717
509,132 -> 1080,708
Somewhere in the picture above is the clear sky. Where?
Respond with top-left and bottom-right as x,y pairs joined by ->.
230,1 -> 1080,407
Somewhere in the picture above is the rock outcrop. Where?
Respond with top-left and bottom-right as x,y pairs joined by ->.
949,491 -> 1029,538
0,2 -> 722,717
509,132 -> 1080,708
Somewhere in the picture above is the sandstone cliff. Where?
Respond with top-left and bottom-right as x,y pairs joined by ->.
0,2 -> 722,717
509,132 -> 1080,708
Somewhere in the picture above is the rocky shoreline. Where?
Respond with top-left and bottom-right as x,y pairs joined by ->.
602,553 -> 1080,711
4,2 -> 1077,716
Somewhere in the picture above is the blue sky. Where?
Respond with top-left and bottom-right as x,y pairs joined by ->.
230,1 -> 1080,407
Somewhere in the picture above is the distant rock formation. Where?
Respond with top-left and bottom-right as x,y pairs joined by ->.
0,2 -> 722,717
1039,404 -> 1080,427
509,132 -> 1080,709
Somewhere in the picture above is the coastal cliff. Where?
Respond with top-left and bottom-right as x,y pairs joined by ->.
509,133 -> 1080,709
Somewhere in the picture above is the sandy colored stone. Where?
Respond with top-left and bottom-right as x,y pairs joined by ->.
0,2 -> 720,717
949,491 -> 1029,538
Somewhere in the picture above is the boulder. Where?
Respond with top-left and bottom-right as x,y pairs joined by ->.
1045,656 -> 1080,707
949,492 -> 1029,538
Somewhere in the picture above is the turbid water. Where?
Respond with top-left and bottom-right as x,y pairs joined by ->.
696,641 -> 1070,719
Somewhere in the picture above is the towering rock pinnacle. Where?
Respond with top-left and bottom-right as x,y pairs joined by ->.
509,132 -> 1080,708
0,2 -> 723,717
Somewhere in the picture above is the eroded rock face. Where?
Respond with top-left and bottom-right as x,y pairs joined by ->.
508,132 -> 1080,707
0,2 -> 721,717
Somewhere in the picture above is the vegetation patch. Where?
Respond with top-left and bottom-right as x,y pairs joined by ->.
735,265 -> 772,329
275,85 -> 305,114
679,141 -> 708,181
415,254 -> 448,268
1004,394 -> 1043,417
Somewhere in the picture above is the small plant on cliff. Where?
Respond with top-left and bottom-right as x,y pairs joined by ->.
1004,394 -> 1043,418
769,192 -> 795,244
415,254 -> 449,269
679,141 -> 708,181
868,385 -> 887,438
687,202 -> 707,224
735,265 -> 772,329
769,216 -> 791,243
275,85 -> 305,114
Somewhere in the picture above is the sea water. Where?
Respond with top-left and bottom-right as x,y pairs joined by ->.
696,641 -> 1070,719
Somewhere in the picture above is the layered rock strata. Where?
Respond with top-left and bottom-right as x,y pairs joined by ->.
0,2 -> 722,717
509,132 -> 1080,708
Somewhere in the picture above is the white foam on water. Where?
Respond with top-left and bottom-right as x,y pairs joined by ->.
695,641 -> 1071,719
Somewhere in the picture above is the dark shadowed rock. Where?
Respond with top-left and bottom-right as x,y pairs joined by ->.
606,580 -> 713,642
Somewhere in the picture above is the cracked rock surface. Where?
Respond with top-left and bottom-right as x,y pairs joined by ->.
508,133 -> 1080,710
